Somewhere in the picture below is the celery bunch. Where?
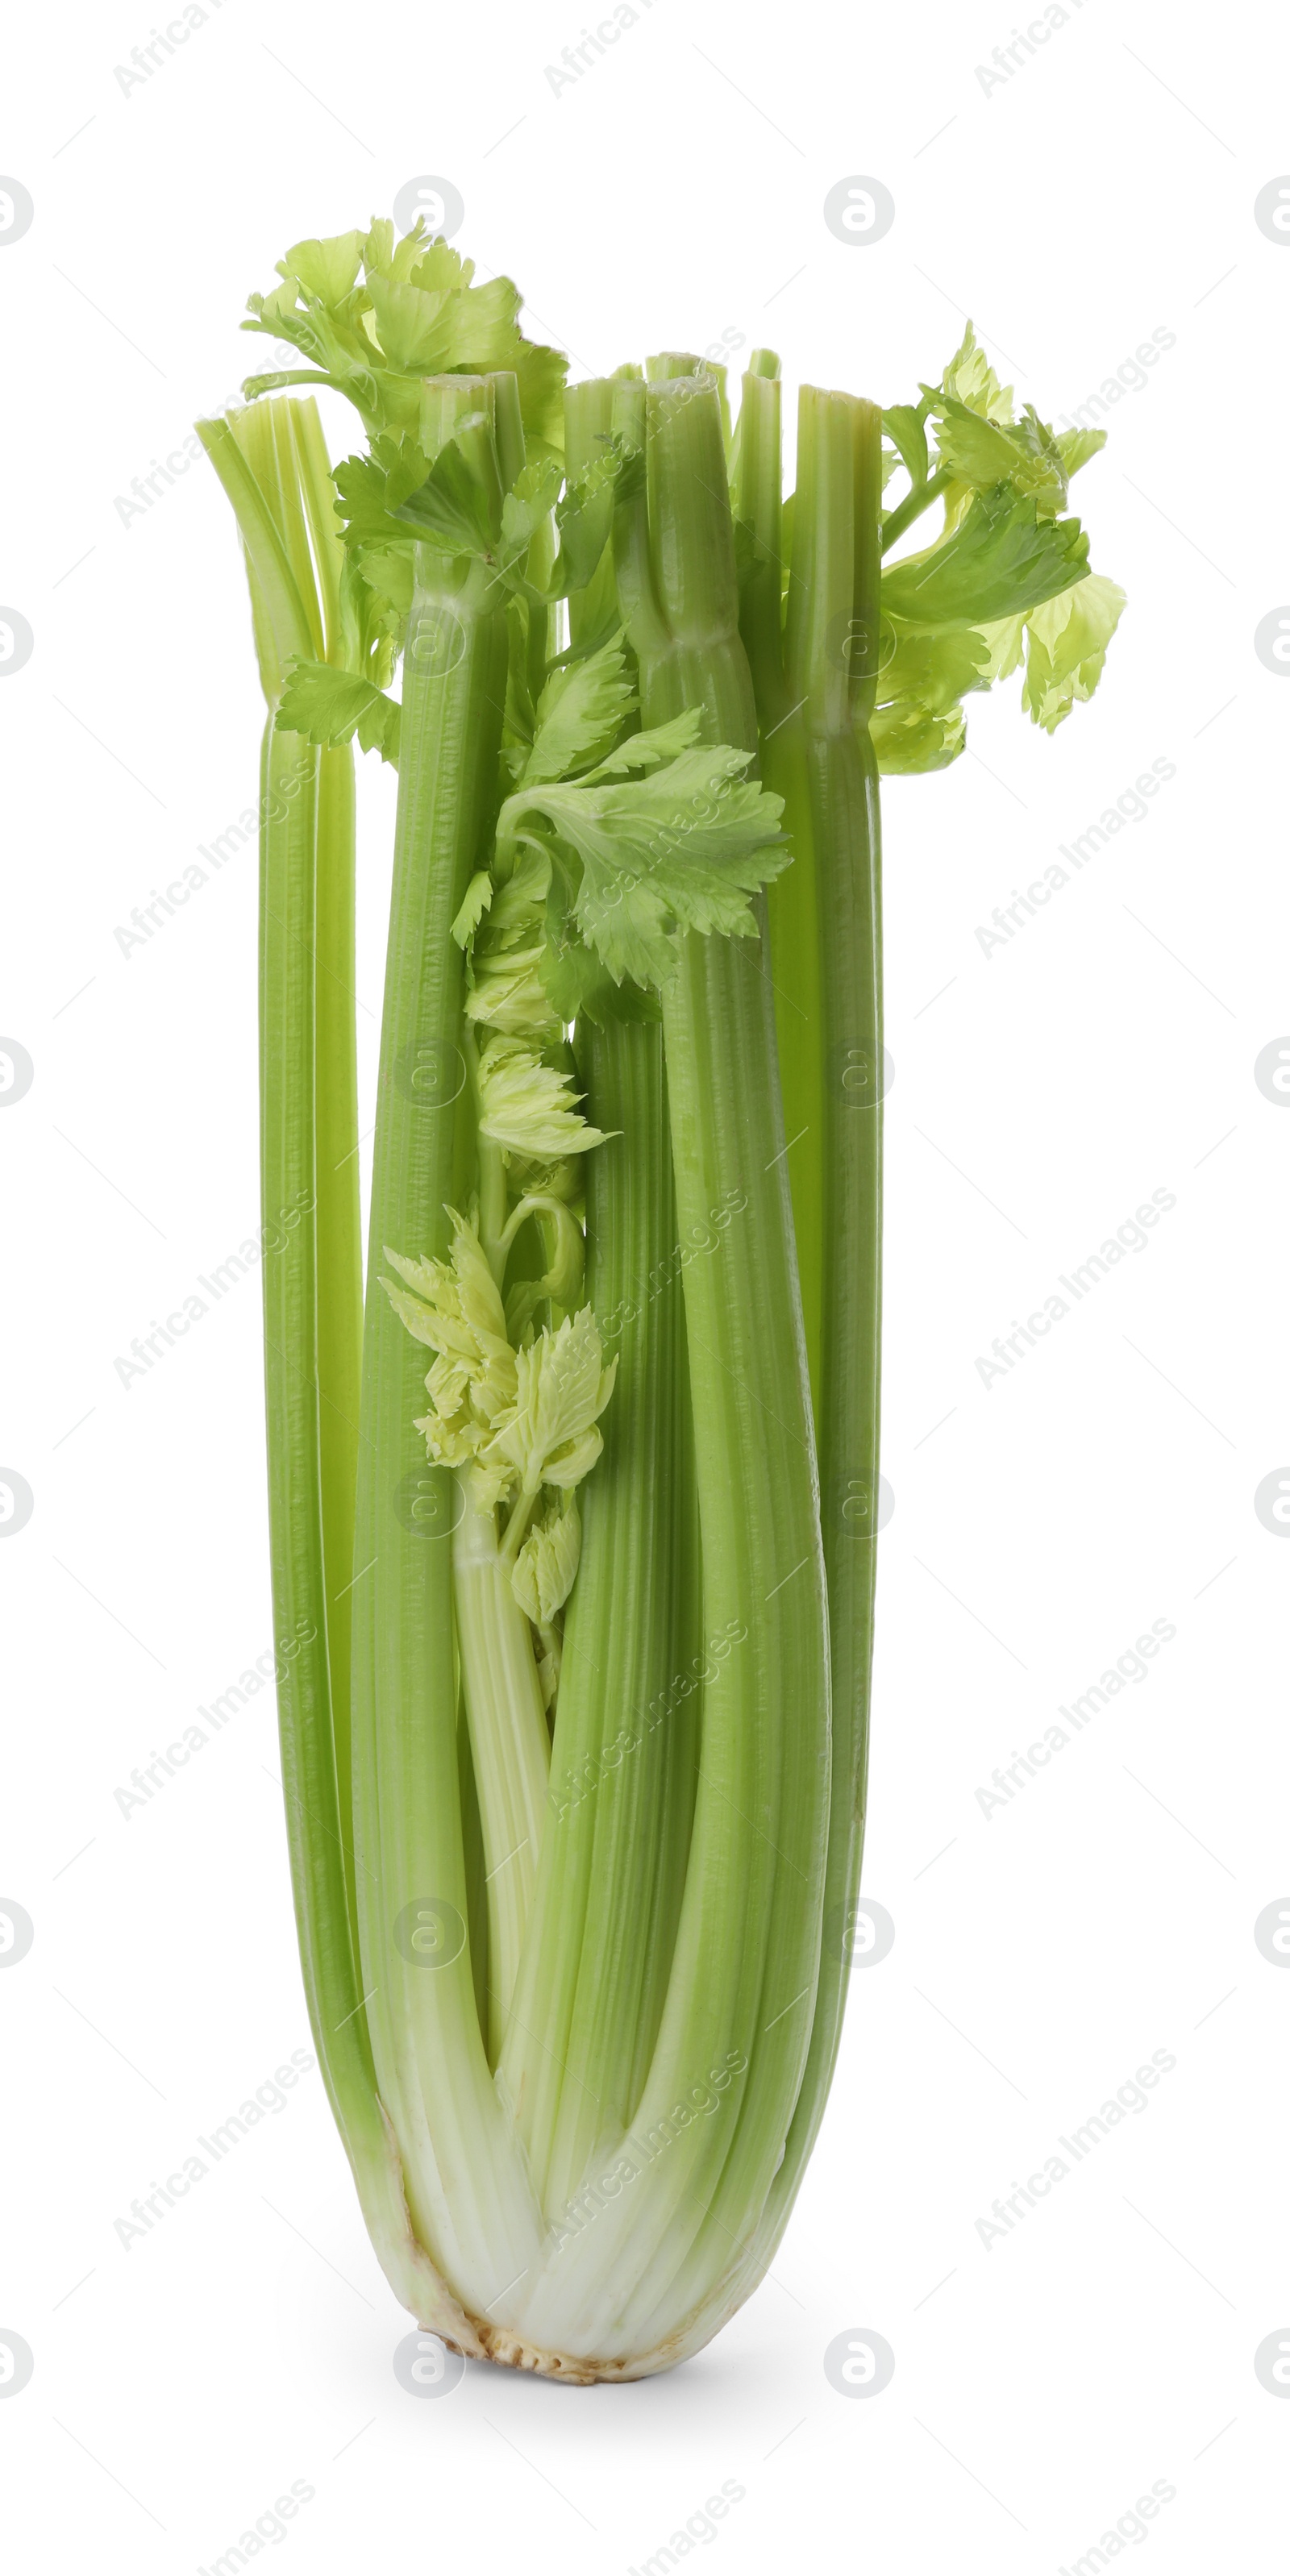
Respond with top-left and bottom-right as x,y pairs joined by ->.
198,222 -> 1121,2379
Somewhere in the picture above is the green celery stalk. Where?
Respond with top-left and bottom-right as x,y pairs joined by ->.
540,370 -> 830,2354
196,399 -> 465,2334
732,380 -> 884,2299
734,365 -> 824,1398
313,738 -> 362,1951
500,1011 -> 695,2212
452,1481 -> 550,2064
279,393 -> 364,1959
498,379 -> 698,2220
201,223 -> 1125,2379
346,377 -> 543,2328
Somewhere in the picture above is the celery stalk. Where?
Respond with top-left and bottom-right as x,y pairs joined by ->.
347,381 -> 542,2323
452,1484 -> 550,2062
583,372 -> 830,2346
200,226 -> 1124,2379
498,382 -> 697,2217
499,1012 -> 694,2212
744,386 -> 885,2274
196,399 -> 472,2337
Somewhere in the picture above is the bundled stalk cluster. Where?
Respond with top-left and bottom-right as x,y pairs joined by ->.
199,220 -> 1121,2379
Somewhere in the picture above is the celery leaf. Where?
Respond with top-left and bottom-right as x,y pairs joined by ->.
365,270 -> 518,375
1056,427 -> 1108,480
869,623 -> 988,776
381,1215 -> 518,1490
579,708 -> 704,783
243,218 -> 569,445
393,429 -> 497,554
476,1034 -> 608,1160
499,749 -> 789,990
551,436 -> 643,595
276,660 -> 401,765
452,872 -> 493,947
521,639 -> 637,785
500,459 -> 563,578
871,703 -> 966,774
931,394 -> 1067,516
511,1494 -> 583,1626
940,322 -> 1013,423
883,403 -> 929,491
1017,572 -> 1126,733
486,1307 -> 617,1496
881,488 -> 1089,630
282,232 -> 365,304
539,919 -> 660,1028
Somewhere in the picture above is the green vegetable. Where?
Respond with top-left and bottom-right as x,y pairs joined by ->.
199,235 -> 1121,2378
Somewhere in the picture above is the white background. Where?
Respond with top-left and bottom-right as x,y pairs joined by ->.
2,2 -> 1288,2568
